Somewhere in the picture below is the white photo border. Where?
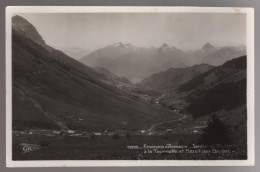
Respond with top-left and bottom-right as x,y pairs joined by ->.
5,6 -> 255,167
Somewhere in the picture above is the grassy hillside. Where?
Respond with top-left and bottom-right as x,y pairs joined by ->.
140,64 -> 213,92
178,56 -> 247,118
186,79 -> 246,118
12,28 -> 181,131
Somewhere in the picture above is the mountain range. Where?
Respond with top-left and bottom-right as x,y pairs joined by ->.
12,15 -> 181,131
80,43 -> 188,83
80,42 -> 246,83
11,15 -> 247,133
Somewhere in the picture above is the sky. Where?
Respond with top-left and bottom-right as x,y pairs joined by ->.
16,13 -> 246,52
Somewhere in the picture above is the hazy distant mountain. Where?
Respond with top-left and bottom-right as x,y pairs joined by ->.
12,16 -> 180,131
82,43 -> 143,64
140,64 -> 214,92
80,43 -> 188,83
58,47 -> 89,60
80,42 -> 246,83
187,43 -> 246,66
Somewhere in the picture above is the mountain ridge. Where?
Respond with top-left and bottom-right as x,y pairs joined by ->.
12,15 -> 181,131
177,55 -> 247,119
139,63 -> 214,92
80,42 -> 246,82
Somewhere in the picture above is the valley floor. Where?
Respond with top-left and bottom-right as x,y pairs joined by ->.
12,130 -> 246,160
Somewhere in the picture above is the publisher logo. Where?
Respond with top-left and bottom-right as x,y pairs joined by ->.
20,143 -> 40,153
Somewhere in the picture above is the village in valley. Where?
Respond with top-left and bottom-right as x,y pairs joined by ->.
13,113 -> 206,139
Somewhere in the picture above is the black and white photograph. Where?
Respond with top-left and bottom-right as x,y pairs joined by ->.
5,7 -> 254,167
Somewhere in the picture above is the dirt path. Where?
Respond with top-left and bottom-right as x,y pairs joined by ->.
16,87 -> 68,129
148,113 -> 187,132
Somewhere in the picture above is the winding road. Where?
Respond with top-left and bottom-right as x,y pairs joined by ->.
148,113 -> 187,132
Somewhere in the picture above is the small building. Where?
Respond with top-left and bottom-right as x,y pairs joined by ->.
60,129 -> 76,135
192,130 -> 199,134
68,130 -> 75,134
53,130 -> 61,134
166,129 -> 173,133
140,130 -> 146,133
94,132 -> 101,136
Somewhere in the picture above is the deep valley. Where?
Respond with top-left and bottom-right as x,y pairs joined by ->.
11,15 -> 248,160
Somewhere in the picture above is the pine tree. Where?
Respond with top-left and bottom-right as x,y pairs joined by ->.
199,115 -> 232,145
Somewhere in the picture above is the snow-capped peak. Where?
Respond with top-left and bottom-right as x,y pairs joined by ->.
111,42 -> 124,47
